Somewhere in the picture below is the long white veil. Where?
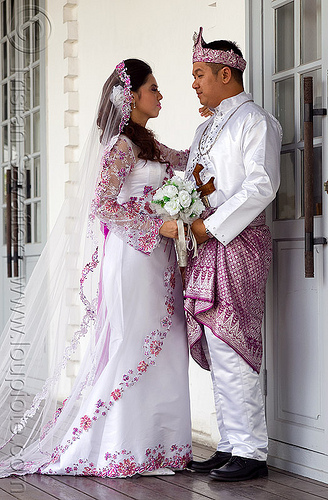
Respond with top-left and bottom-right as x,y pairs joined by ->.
0,63 -> 131,476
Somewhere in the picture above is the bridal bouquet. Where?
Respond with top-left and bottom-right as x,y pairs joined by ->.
152,176 -> 205,266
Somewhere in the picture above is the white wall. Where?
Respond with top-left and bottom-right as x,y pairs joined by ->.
45,0 -> 245,449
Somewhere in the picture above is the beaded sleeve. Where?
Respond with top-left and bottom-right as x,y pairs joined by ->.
94,137 -> 163,255
157,142 -> 189,171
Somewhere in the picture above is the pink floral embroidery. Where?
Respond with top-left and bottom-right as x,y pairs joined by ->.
94,138 -> 164,255
80,415 -> 92,430
111,389 -> 122,401
46,267 -> 177,466
143,185 -> 153,196
51,443 -> 193,478
137,360 -> 148,373
149,340 -> 162,356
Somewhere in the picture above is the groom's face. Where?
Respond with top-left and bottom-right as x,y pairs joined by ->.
192,62 -> 223,108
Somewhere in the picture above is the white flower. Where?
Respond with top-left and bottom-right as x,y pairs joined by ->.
170,175 -> 184,189
153,187 -> 164,201
178,189 -> 192,208
109,85 -> 125,112
162,184 -> 179,199
165,198 -> 181,216
183,180 -> 195,194
191,198 -> 205,216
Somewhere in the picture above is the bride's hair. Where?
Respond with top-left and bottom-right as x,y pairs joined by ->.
123,58 -> 162,163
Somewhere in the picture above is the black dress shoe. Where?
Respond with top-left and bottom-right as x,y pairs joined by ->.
186,451 -> 232,473
209,456 -> 268,481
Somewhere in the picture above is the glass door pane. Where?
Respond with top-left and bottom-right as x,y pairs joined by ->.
275,2 -> 294,73
301,0 -> 321,64
275,77 -> 295,145
276,152 -> 296,220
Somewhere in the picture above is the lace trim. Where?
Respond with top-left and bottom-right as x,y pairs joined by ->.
3,250 -> 100,444
44,443 -> 192,477
41,265 -> 177,467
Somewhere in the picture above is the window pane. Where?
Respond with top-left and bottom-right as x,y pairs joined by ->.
1,42 -> 8,79
23,25 -> 30,68
2,126 -> 9,162
33,20 -> 40,62
23,0 -> 30,22
3,207 -> 6,245
34,201 -> 41,242
33,0 -> 39,14
275,78 -> 295,145
300,69 -> 322,139
2,83 -> 8,120
33,111 -> 40,152
34,156 -> 40,196
9,40 -> 16,75
1,1 -> 7,38
33,65 -> 40,107
275,2 -> 294,72
276,152 -> 295,220
24,114 -> 31,154
3,168 -> 7,197
301,0 -> 321,64
24,70 -> 31,110
11,0 -> 15,19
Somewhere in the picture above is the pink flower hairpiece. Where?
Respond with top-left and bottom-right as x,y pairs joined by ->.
115,61 -> 134,133
192,27 -> 246,73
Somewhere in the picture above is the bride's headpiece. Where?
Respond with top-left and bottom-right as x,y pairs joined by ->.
192,27 -> 247,73
110,61 -> 134,133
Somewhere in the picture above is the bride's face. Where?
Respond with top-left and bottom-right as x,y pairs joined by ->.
131,74 -> 163,126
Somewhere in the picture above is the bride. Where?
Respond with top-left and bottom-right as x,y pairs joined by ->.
0,59 -> 192,478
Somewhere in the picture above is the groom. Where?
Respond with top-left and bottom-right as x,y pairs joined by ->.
184,28 -> 282,481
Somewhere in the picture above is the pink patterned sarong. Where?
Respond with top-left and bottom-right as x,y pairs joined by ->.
184,212 -> 272,373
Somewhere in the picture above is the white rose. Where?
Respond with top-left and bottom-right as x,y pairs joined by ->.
183,180 -> 195,194
178,189 -> 191,208
153,187 -> 164,201
191,198 -> 205,216
162,185 -> 179,199
109,85 -> 125,112
171,175 -> 184,189
165,198 -> 181,216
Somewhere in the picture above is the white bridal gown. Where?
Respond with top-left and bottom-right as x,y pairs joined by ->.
40,136 -> 192,477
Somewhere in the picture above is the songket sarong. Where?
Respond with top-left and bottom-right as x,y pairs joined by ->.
184,212 -> 271,374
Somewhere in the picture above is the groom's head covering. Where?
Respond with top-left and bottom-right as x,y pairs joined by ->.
192,27 -> 247,73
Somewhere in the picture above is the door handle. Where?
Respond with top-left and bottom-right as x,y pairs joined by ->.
303,77 -> 327,278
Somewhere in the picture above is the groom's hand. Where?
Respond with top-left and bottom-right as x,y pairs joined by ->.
191,219 -> 209,244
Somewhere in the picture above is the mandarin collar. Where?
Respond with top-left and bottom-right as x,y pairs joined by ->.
213,91 -> 253,116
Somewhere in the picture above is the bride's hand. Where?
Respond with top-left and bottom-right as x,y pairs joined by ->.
159,220 -> 178,239
199,106 -> 213,118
